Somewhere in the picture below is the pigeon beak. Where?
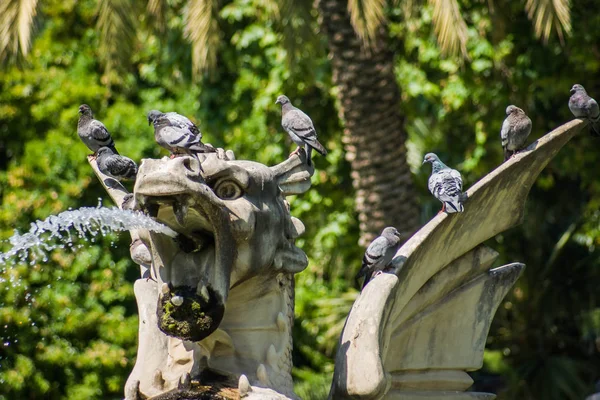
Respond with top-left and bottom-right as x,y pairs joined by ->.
422,159 -> 427,165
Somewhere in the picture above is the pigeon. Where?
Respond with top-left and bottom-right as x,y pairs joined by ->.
501,105 -> 532,161
423,153 -> 466,213
147,110 -> 215,157
77,104 -> 118,157
275,95 -> 327,166
147,110 -> 201,137
568,84 -> 600,136
355,227 -> 402,289
96,146 -> 138,181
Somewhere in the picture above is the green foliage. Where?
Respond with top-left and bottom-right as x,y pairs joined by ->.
0,0 -> 599,399
389,1 -> 600,398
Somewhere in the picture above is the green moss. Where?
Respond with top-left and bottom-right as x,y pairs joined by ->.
157,285 -> 224,342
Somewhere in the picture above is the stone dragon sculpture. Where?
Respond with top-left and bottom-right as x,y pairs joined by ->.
87,119 -> 587,400
91,149 -> 314,399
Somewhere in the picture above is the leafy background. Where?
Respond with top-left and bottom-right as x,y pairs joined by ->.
1,0 -> 599,399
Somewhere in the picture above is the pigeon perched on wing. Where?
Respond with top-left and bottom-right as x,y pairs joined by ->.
423,153 -> 466,213
501,105 -> 532,161
147,111 -> 215,157
355,227 -> 402,290
275,95 -> 327,166
96,147 -> 138,181
77,104 -> 118,157
568,84 -> 600,136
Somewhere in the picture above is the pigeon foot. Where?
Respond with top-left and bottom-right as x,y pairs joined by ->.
510,151 -> 521,159
289,147 -> 301,157
438,203 -> 446,214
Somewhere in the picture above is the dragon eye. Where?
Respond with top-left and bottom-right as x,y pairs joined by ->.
214,179 -> 243,200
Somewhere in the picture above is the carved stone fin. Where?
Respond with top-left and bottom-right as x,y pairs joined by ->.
273,242 -> 309,273
270,153 -> 314,196
178,373 -> 191,390
267,344 -> 279,371
277,312 -> 288,332
239,374 -> 252,397
288,217 -> 305,239
257,364 -> 270,385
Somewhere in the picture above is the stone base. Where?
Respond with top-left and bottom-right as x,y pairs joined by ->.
385,391 -> 495,400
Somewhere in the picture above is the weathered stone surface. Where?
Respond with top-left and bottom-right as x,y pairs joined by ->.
330,119 -> 587,399
125,279 -> 170,397
389,370 -> 474,391
86,119 -> 588,400
91,150 -> 315,400
386,263 -> 523,372
384,391 -> 496,400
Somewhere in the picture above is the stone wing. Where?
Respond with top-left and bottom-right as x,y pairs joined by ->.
330,119 -> 587,400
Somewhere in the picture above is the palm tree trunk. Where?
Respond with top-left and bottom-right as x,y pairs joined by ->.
316,0 -> 420,246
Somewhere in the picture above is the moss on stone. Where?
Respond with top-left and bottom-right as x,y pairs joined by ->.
148,370 -> 238,400
157,285 -> 224,342
148,385 -> 238,400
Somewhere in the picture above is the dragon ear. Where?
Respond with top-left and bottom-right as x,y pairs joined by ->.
273,240 -> 309,273
270,151 -> 314,196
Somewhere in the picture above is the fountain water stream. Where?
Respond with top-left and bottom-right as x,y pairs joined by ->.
0,204 -> 176,265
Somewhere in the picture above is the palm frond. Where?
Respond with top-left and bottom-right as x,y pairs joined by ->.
428,0 -> 469,58
147,0 -> 167,33
97,0 -> 138,76
184,0 -> 221,77
525,0 -> 571,43
400,0 -> 415,21
347,0 -> 387,46
0,0 -> 39,64
273,0 -> 320,72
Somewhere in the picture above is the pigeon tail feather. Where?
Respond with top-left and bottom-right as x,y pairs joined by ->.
591,117 -> 600,137
310,139 -> 328,156
444,200 -> 464,213
107,143 -> 119,155
361,270 -> 374,289
305,145 -> 313,166
188,142 -> 217,154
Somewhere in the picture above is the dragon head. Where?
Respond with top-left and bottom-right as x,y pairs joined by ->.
133,151 -> 311,342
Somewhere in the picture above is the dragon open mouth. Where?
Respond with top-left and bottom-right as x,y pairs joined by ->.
137,192 -> 230,342
142,196 -> 215,254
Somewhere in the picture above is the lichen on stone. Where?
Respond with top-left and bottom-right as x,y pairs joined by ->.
157,285 -> 224,341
